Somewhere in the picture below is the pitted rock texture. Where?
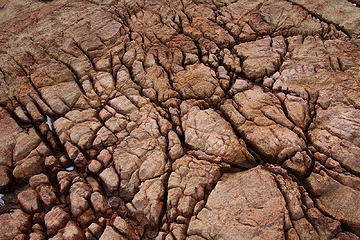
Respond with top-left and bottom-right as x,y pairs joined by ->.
0,0 -> 360,239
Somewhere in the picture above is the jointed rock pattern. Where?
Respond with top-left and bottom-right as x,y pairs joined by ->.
0,0 -> 359,239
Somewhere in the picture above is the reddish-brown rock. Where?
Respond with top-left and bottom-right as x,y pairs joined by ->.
44,206 -> 70,231
187,166 -> 287,239
17,189 -> 40,213
0,0 -> 359,239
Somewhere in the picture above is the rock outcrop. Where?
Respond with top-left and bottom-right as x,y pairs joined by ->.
0,0 -> 359,239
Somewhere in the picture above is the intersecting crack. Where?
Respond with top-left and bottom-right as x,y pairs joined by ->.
0,0 -> 360,240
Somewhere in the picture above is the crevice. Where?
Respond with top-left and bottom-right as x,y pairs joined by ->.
285,0 -> 352,39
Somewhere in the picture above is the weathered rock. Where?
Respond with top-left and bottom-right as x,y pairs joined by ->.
77,208 -> 95,228
69,182 -> 91,217
127,175 -> 165,227
166,155 -> 221,223
173,63 -> 224,101
309,105 -> 360,174
112,216 -> 140,240
99,167 -> 119,193
293,218 -> 320,240
306,171 -> 360,235
99,226 -> 127,240
0,210 -> 30,239
0,166 -> 11,191
235,36 -> 286,79
36,185 -> 58,207
29,174 -> 50,188
13,156 -> 44,180
187,166 -> 287,239
221,87 -> 306,163
17,189 -> 40,213
12,129 -> 41,162
181,105 -> 256,167
0,0 -> 359,239
88,223 -> 103,238
90,192 -> 110,214
44,206 -> 70,231
29,231 -> 46,240
87,160 -> 102,173
62,221 -> 85,240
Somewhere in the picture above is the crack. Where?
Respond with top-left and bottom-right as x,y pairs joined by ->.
284,0 -> 352,39
216,106 -> 263,164
1,0 -> 360,238
72,40 -> 97,71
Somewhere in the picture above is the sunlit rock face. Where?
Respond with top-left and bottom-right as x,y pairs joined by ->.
0,0 -> 360,239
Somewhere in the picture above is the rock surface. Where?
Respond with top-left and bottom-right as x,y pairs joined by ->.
0,0 -> 359,239
187,166 -> 287,240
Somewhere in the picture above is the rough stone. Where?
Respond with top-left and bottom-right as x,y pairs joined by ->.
0,0 -> 359,239
44,206 -> 70,231
17,189 -> 40,213
99,226 -> 127,240
187,166 -> 287,239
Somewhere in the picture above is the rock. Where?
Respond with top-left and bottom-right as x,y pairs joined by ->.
306,207 -> 341,239
36,185 -> 58,207
13,156 -> 44,180
187,166 -> 287,239
235,36 -> 286,79
173,63 -> 224,101
29,173 -> 50,188
93,127 -> 118,149
166,155 -> 221,223
99,226 -> 127,240
17,189 -> 40,213
29,231 -> 46,240
62,221 -> 85,240
0,165 -> 11,190
293,218 -> 320,240
12,129 -> 41,162
221,87 -> 305,163
0,213 -> 22,239
167,130 -> 183,160
88,223 -> 103,238
112,217 -> 129,231
97,149 -> 112,166
44,206 -> 70,231
191,18 -> 235,46
0,210 -> 30,239
69,182 -> 91,217
113,151 -> 141,200
90,192 -> 110,214
127,176 -> 165,227
40,82 -> 86,115
99,167 -> 119,193
87,160 -> 102,173
0,136 -> 16,168
333,232 -> 360,240
309,105 -> 360,174
0,0 -> 360,239
68,122 -> 101,150
109,96 -> 138,115
77,208 -> 95,227
306,171 -> 360,235
283,151 -> 312,177
288,0 -> 360,43
181,105 -> 256,167
138,150 -> 167,181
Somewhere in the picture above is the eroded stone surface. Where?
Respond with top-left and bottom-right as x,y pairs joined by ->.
0,0 -> 359,239
187,166 -> 287,240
